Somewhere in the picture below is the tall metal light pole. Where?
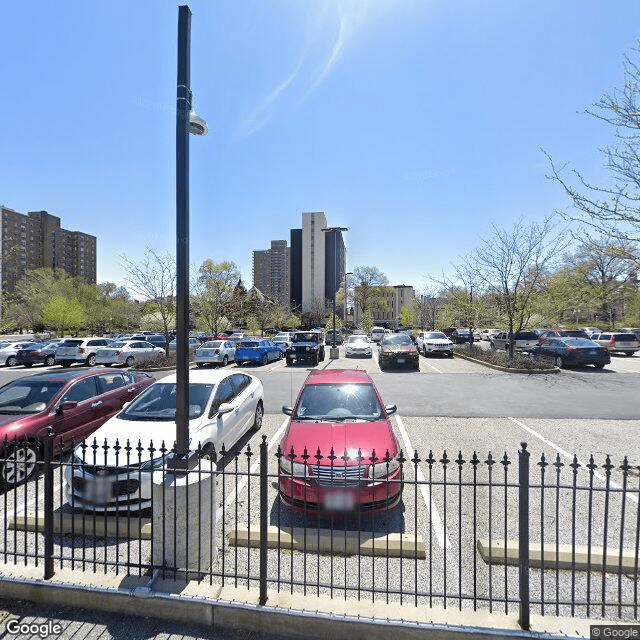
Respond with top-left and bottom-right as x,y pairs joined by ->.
343,271 -> 353,325
321,227 -> 348,358
174,5 -> 207,466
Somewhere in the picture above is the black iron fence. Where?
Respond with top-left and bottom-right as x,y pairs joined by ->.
1,432 -> 639,629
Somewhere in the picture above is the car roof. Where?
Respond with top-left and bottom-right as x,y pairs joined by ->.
16,369 -> 112,384
304,369 -> 373,385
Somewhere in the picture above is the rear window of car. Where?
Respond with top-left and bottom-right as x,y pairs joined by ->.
613,334 -> 638,342
60,340 -> 82,346
238,341 -> 258,348
515,332 -> 538,340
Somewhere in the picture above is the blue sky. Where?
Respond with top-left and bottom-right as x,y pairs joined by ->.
2,1 -> 639,295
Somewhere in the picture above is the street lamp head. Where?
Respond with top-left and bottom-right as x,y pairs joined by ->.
189,109 -> 208,135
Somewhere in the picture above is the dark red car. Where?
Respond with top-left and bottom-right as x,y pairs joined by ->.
279,369 -> 403,514
0,369 -> 154,488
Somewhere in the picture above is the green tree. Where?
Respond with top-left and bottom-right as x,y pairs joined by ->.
42,297 -> 86,337
352,266 -> 392,320
192,260 -> 240,334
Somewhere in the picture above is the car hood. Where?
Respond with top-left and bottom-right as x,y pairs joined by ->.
74,413 -> 206,465
425,338 -> 452,345
282,420 -> 398,466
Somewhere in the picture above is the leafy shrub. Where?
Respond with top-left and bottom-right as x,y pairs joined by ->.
455,344 -> 553,371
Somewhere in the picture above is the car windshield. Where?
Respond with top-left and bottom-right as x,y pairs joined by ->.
382,334 -> 412,346
425,332 -> 447,339
108,341 -> 130,348
294,333 -> 319,342
119,382 -> 213,421
348,336 -> 367,343
294,383 -> 382,421
0,380 -> 65,414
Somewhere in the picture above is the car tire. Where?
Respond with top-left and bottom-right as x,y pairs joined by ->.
44,355 -> 55,367
85,354 -> 96,366
252,401 -> 264,431
6,355 -> 17,367
222,355 -> 228,367
1,441 -> 40,488
555,356 -> 564,368
103,363 -> 112,367
261,354 -> 268,366
23,362 -> 33,368
594,363 -> 605,369
125,356 -> 134,367
313,353 -> 319,366
196,363 -> 204,368
59,361 -> 71,368
286,357 -> 292,366
625,352 -> 634,357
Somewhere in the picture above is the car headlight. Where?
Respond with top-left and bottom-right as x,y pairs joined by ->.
368,457 -> 400,479
280,458 -> 308,478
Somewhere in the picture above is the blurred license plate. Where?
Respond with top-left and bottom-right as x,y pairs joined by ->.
86,477 -> 113,503
324,491 -> 355,511
589,349 -> 597,354
396,358 -> 405,363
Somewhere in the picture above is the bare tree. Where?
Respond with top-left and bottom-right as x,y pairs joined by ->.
545,41 -> 640,252
460,217 -> 568,356
120,248 -> 176,352
351,266 -> 392,322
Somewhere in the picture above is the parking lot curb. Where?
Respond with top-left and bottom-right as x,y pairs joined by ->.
477,539 -> 639,573
0,563 -> 599,639
454,351 -> 559,374
229,523 -> 426,559
9,513 -> 152,539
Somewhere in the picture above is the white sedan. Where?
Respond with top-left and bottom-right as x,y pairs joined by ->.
64,369 -> 264,512
416,331 -> 454,357
344,334 -> 373,358
95,340 -> 165,367
194,339 -> 236,367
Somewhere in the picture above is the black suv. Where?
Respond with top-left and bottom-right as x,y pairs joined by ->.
285,331 -> 325,366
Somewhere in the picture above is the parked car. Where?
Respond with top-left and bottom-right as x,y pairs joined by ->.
591,332 -> 640,356
55,338 -> 113,367
95,340 -> 165,367
415,331 -> 454,357
271,335 -> 292,352
378,332 -> 419,370
479,328 -> 501,341
0,341 -> 37,367
370,327 -> 388,343
65,369 -> 264,511
528,337 -> 610,369
450,328 -> 473,344
0,369 -> 154,488
490,331 -> 539,352
142,334 -> 170,349
537,329 -> 589,344
235,338 -> 282,365
344,334 -> 373,358
15,340 -> 62,367
579,327 -> 602,339
325,329 -> 344,345
193,339 -> 236,367
279,369 -> 402,514
285,331 -> 325,366
168,336 -> 201,352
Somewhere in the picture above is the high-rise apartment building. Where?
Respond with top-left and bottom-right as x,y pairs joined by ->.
0,206 -> 97,293
252,240 -> 290,305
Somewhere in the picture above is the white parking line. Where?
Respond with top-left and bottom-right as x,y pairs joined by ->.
508,416 -> 638,505
419,358 -> 443,373
395,415 -> 451,550
216,417 -> 289,524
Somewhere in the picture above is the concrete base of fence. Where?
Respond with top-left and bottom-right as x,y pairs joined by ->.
0,562 -> 601,639
477,539 -> 639,573
9,512 -> 152,539
230,523 -> 426,559
151,463 -> 216,578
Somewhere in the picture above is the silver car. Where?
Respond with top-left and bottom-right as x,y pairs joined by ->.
0,341 -> 37,367
95,340 -> 165,367
194,340 -> 236,367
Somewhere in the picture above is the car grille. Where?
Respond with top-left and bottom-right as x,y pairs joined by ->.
72,476 -> 140,498
312,464 -> 365,487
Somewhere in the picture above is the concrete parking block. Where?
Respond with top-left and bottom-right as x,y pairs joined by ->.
9,512 -> 152,539
477,539 -> 639,572
229,523 -> 426,558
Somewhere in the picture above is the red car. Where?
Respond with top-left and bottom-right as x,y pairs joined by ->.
279,369 -> 403,514
0,369 -> 154,488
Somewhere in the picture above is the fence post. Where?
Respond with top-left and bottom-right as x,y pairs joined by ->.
518,442 -> 530,630
43,427 -> 54,580
259,435 -> 268,605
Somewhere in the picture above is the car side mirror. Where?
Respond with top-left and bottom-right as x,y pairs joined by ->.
217,403 -> 234,416
282,406 -> 293,416
385,404 -> 397,415
56,400 -> 78,414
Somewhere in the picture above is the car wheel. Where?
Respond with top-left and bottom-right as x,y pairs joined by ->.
1,441 -> 40,488
594,363 -> 605,369
313,353 -> 319,366
44,355 -> 55,367
320,349 -> 325,361
252,401 -> 264,431
85,354 -> 96,366
222,355 -> 228,367
59,361 -> 71,368
196,362 -> 204,368
23,362 -> 33,368
6,355 -> 17,367
261,354 -> 268,366
555,356 -> 564,368
625,352 -> 634,357
103,363 -> 112,367
286,357 -> 292,366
